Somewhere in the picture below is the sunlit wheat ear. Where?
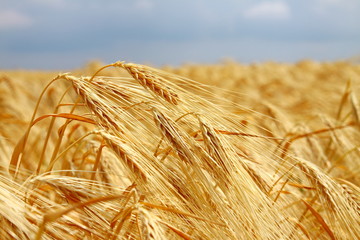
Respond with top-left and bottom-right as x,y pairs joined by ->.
152,108 -> 193,164
197,116 -> 233,188
337,178 -> 360,214
241,162 -> 271,195
69,76 -> 127,131
198,116 -> 229,172
137,207 -> 166,240
298,161 -> 338,209
298,160 -> 360,239
100,132 -> 148,182
112,62 -> 180,105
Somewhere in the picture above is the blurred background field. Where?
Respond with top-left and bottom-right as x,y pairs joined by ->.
2,59 -> 360,139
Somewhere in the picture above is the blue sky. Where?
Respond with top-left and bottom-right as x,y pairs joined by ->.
1,0 -> 360,69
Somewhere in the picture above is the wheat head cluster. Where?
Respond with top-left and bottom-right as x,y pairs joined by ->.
0,60 -> 359,239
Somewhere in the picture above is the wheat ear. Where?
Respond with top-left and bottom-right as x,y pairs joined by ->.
90,61 -> 180,105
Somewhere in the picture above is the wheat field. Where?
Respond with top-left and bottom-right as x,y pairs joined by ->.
0,60 -> 359,239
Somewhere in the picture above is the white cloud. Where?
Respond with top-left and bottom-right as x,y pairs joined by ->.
0,9 -> 32,30
243,1 -> 291,20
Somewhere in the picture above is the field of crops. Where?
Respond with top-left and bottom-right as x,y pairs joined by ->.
0,60 -> 359,239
